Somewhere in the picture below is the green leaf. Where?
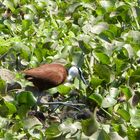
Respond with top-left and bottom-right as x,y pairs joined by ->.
120,86 -> 132,100
14,42 -> 31,60
79,41 -> 91,54
0,116 -> 9,128
34,49 -> 43,63
71,52 -> 84,67
109,132 -> 124,140
25,4 -> 37,13
23,116 -> 42,129
101,96 -> 117,108
0,104 -> 9,117
67,3 -> 81,13
129,75 -> 140,86
91,129 -> 110,140
48,87 -> 58,95
123,44 -> 134,58
95,52 -> 111,64
89,93 -> 103,106
28,125 -> 43,139
0,78 -> 6,94
129,68 -> 140,86
82,117 -> 99,136
16,91 -> 37,107
4,101 -> 17,115
99,31 -> 112,42
108,24 -> 121,38
57,85 -> 71,95
59,119 -> 81,138
130,108 -> 140,128
22,20 -> 32,31
90,76 -> 104,89
109,87 -> 119,98
82,114 -> 99,138
3,0 -> 15,12
127,30 -> 140,43
45,124 -> 61,138
116,47 -> 129,60
94,64 -> 111,83
17,104 -> 29,118
4,132 -> 14,140
117,109 -> 130,121
99,0 -> 114,11
91,22 -> 109,34
127,125 -> 138,140
115,59 -> 128,75
0,69 -> 15,83
3,20 -> 12,30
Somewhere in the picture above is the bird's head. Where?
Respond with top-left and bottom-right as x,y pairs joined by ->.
67,66 -> 87,85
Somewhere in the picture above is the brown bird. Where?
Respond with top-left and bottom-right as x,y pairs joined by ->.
23,63 -> 87,91
23,63 -> 67,91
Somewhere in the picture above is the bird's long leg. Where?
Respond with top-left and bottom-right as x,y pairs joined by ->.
37,90 -> 49,105
37,91 -> 43,104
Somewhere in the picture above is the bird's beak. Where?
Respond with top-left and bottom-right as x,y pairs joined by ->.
77,67 -> 88,85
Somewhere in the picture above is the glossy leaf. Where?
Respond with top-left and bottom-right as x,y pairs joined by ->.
114,59 -> 128,75
82,118 -> 98,136
117,109 -> 130,122
89,93 -> 103,106
45,124 -> 61,138
101,96 -> 117,108
94,64 -> 111,83
16,91 -> 37,107
57,85 -> 71,95
109,87 -> 119,98
23,116 -> 42,129
120,86 -> 132,100
3,0 -> 15,12
79,41 -> 91,54
17,104 -> 30,118
91,129 -> 110,140
129,68 -> 140,86
4,101 -> 17,115
109,132 -> 124,140
91,22 -> 109,34
0,116 -> 9,128
90,76 -> 104,89
60,119 -> 81,137
130,109 -> 140,128
95,52 -> 111,64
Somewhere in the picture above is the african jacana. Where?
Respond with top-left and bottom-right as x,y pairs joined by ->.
23,63 -> 86,91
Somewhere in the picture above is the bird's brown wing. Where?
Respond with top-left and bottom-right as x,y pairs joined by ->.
23,64 -> 67,90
